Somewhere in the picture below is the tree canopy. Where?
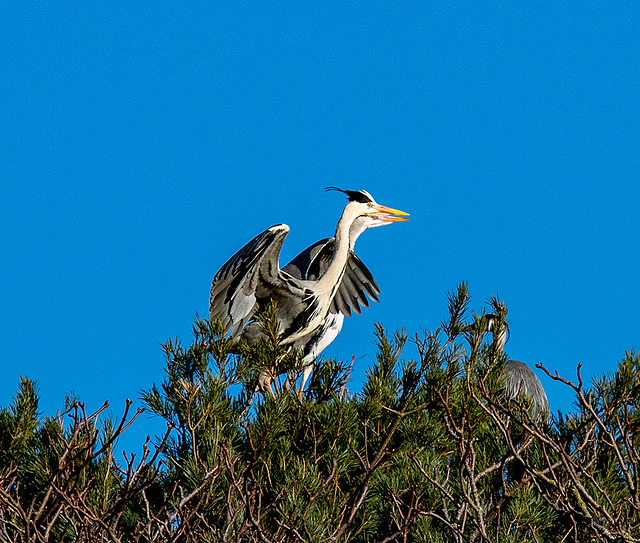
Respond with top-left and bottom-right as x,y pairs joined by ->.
1,284 -> 639,542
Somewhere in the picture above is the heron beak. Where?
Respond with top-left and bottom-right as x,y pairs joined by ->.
373,204 -> 410,222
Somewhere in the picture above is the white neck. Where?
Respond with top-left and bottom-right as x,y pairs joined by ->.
487,318 -> 507,353
348,218 -> 369,250
493,328 -> 507,352
284,204 -> 362,344
312,203 -> 360,297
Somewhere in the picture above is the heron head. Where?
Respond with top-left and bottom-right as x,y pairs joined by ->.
484,313 -> 510,351
325,187 -> 410,229
463,313 -> 510,352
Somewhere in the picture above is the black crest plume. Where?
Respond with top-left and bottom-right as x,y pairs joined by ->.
325,187 -> 374,204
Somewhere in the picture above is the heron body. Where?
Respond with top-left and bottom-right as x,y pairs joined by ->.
502,359 -> 550,422
209,188 -> 408,392
480,314 -> 550,422
282,217 -> 383,391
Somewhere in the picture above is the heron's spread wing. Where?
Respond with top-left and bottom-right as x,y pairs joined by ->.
209,224 -> 307,336
338,252 -> 381,315
287,238 -> 381,318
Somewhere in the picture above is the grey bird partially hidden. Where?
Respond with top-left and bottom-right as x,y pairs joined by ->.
469,313 -> 550,422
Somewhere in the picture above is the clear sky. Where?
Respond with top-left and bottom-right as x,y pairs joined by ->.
1,1 -> 638,450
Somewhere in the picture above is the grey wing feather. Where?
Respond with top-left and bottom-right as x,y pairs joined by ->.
281,238 -> 332,280
337,271 -> 364,314
209,224 -> 301,336
502,359 -> 550,421
347,253 -> 381,303
332,286 -> 352,317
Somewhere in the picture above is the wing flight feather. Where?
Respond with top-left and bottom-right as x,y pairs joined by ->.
209,224 -> 306,335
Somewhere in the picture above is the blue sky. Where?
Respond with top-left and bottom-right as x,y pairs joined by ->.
1,1 -> 638,450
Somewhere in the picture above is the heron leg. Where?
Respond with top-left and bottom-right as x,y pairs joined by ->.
298,363 -> 314,401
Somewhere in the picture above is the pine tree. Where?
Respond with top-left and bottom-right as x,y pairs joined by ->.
0,379 -> 166,542
2,283 -> 640,541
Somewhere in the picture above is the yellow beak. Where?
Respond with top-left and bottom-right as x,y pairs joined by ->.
373,204 -> 410,222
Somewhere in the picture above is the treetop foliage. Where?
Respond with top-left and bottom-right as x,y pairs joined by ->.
1,283 -> 639,542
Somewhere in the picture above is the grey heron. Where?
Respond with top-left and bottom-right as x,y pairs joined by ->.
209,188 -> 408,392
282,198 -> 389,393
470,314 -> 550,422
